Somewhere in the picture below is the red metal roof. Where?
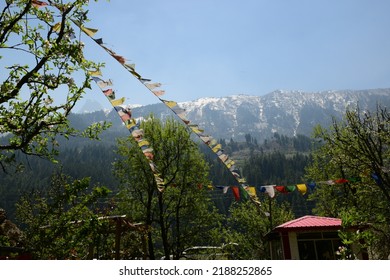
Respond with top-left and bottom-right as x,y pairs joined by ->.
275,215 -> 341,232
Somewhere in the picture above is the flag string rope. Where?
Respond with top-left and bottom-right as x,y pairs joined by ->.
73,20 -> 377,203
72,20 -> 262,206
89,72 -> 167,192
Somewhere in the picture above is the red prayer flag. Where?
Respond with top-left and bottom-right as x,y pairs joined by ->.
334,178 -> 349,184
112,54 -> 126,64
231,186 -> 240,201
275,185 -> 288,193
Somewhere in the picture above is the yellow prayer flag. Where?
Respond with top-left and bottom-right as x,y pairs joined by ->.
225,160 -> 235,168
81,26 -> 98,37
126,119 -> 137,130
88,69 -> 102,76
124,63 -> 135,71
191,126 -> 204,134
110,97 -> 125,106
209,139 -> 218,147
246,186 -> 257,197
212,144 -> 222,153
53,22 -> 61,32
130,70 -> 141,79
163,100 -> 178,108
296,184 -> 307,195
138,139 -> 150,147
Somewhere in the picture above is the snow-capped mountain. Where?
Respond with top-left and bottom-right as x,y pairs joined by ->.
76,88 -> 389,142
127,88 -> 390,141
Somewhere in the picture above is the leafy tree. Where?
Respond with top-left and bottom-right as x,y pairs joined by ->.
305,105 -> 390,259
113,115 -> 223,260
0,0 -> 108,171
16,172 -> 111,259
226,199 -> 294,259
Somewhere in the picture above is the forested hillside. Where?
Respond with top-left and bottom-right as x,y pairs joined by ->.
1,131 -> 316,221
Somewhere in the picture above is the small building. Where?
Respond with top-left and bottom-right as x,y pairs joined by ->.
267,215 -> 368,260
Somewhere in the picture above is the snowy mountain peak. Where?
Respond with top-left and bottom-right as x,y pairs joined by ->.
79,88 -> 390,142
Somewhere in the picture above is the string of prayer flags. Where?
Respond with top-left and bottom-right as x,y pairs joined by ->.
78,20 -> 368,206
73,20 -> 263,208
207,175 -> 366,202
89,70 -> 166,192
259,176 -> 363,198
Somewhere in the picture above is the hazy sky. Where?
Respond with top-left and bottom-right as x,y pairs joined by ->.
77,0 -> 390,110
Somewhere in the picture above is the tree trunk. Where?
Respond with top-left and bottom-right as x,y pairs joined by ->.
158,192 -> 170,260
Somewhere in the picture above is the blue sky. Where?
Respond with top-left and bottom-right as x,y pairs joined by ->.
77,0 -> 390,110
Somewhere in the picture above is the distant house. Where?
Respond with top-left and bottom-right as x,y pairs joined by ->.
267,215 -> 368,260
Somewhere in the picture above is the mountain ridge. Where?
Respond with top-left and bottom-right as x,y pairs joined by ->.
75,88 -> 390,142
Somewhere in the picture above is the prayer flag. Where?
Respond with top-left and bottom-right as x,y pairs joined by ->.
94,38 -> 104,45
232,187 -> 240,201
97,79 -> 113,89
190,126 -> 204,134
334,178 -> 348,184
112,54 -> 126,64
152,90 -> 165,96
53,22 -> 61,32
240,186 -> 249,199
307,182 -> 316,190
103,88 -> 115,99
145,82 -> 162,90
124,63 -> 136,71
138,139 -> 150,147
219,154 -> 228,162
275,185 -> 288,193
88,69 -> 102,76
110,97 -> 125,106
262,185 -> 276,198
32,0 -> 48,8
296,184 -> 307,195
200,135 -> 211,144
142,148 -> 154,153
149,162 -> 157,172
132,129 -> 144,139
130,70 -> 141,79
212,144 -> 222,153
246,186 -> 257,197
126,119 -> 137,130
162,100 -> 177,108
225,160 -> 235,169
81,26 -> 98,37
143,152 -> 154,160
120,113 -> 131,122
286,185 -> 296,192
92,76 -> 103,83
